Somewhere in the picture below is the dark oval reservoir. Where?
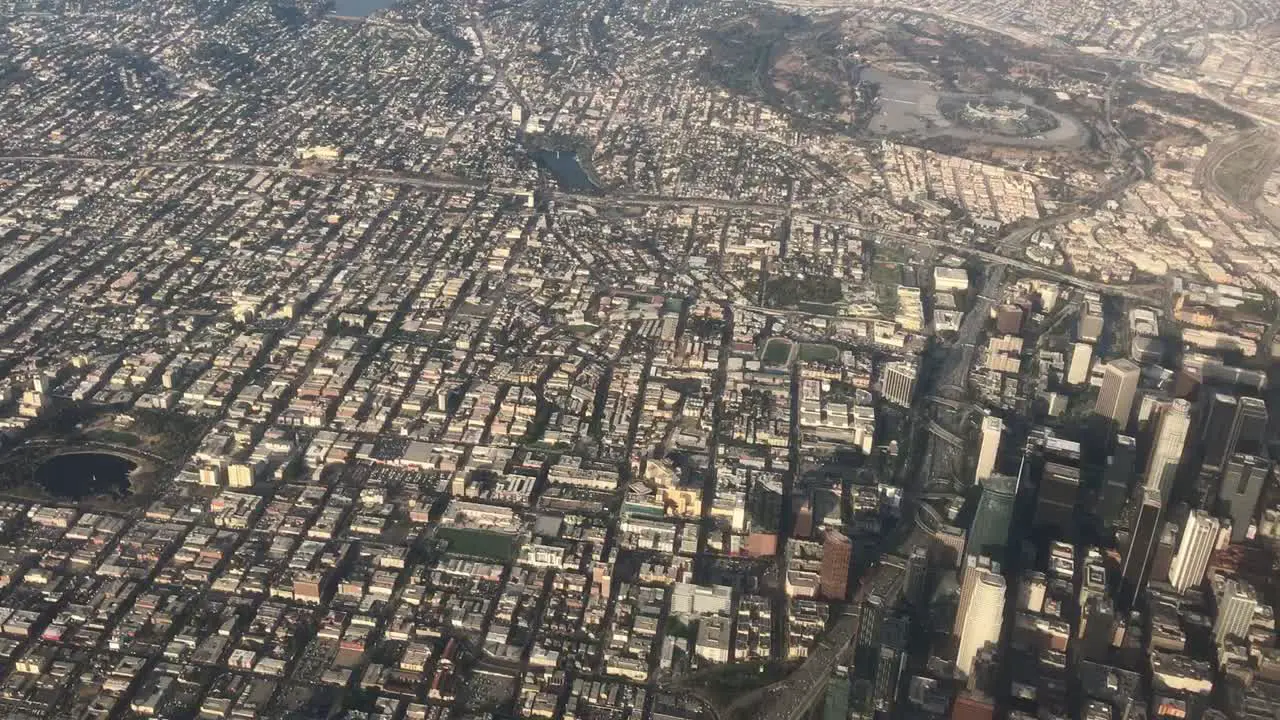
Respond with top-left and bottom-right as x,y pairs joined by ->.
35,453 -> 135,500
531,150 -> 601,193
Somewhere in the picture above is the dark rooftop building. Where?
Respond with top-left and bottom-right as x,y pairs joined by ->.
952,693 -> 995,720
1079,661 -> 1141,720
967,473 -> 1017,564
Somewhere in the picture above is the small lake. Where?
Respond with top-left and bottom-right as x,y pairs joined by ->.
331,0 -> 396,17
35,453 -> 135,500
532,150 -> 601,193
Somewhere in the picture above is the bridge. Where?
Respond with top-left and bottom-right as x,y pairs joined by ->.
915,502 -> 943,534
926,420 -> 964,448
926,395 -> 963,410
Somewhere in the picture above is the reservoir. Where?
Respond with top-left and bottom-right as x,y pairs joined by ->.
331,0 -> 396,17
532,150 -> 601,193
35,453 -> 135,500
859,67 -> 1088,149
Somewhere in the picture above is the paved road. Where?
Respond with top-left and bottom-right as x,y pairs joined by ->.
16,438 -> 173,467
469,10 -> 531,120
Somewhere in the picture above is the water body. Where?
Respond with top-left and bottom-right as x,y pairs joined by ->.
860,67 -> 1088,149
532,150 -> 601,193
35,453 -> 135,500
331,0 -> 396,17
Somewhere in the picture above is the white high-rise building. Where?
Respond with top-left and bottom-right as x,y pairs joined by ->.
1145,399 -> 1191,503
1168,510 -> 1219,593
953,556 -> 1006,680
975,416 -> 1004,484
1067,342 -> 1093,385
881,362 -> 917,407
1094,359 -> 1140,427
1214,578 -> 1257,645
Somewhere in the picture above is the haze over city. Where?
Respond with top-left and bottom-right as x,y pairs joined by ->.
0,0 -> 1279,718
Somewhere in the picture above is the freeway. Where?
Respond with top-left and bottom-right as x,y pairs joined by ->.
926,420 -> 964,448
0,153 -> 1164,302
777,220 -> 1154,302
936,264 -> 1005,399
747,526 -> 932,720
746,600 -> 860,720
742,257 -> 1010,720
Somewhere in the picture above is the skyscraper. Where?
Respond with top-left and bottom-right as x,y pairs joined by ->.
1077,593 -> 1116,662
823,669 -> 851,720
953,555 -> 993,637
975,416 -> 1003,484
1145,399 -> 1191,504
857,592 -> 889,672
820,531 -> 853,601
872,616 -> 909,713
1135,391 -> 1169,429
967,473 -> 1017,563
1193,466 -> 1222,513
1100,435 -> 1137,529
1200,394 -> 1267,473
1235,396 -> 1269,458
1214,578 -> 1257,645
1200,393 -> 1240,472
882,361 -> 917,408
1078,299 -> 1104,342
954,556 -> 1006,680
1168,510 -> 1219,593
1067,342 -> 1093,385
905,545 -> 930,607
1219,453 -> 1271,542
857,559 -> 905,699
1095,359 -> 1140,428
933,525 -> 966,570
1151,521 -> 1178,585
1035,461 -> 1080,535
1120,488 -> 1162,609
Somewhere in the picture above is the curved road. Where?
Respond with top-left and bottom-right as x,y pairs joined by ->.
1194,128 -> 1280,222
